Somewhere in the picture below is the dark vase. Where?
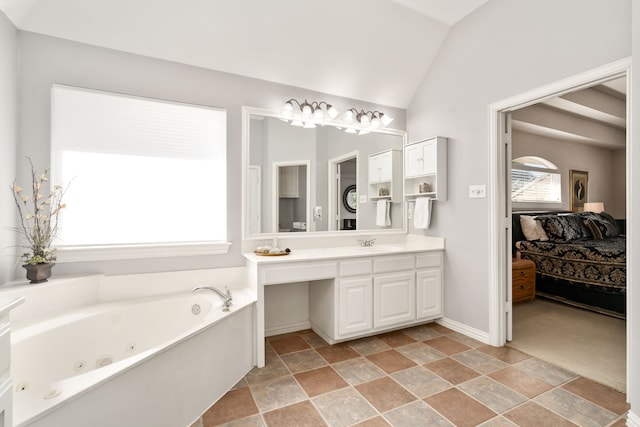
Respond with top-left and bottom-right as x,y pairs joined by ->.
22,263 -> 54,284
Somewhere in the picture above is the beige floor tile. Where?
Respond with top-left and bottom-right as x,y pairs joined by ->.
280,349 -> 327,373
452,349 -> 509,374
514,357 -> 578,386
312,387 -> 377,427
391,365 -> 451,398
477,345 -> 530,364
250,375 -> 307,412
534,388 -> 619,427
351,416 -> 390,427
375,330 -> 416,347
458,376 -> 528,413
347,337 -> 392,356
395,341 -> 446,364
332,357 -> 386,385
384,400 -> 452,426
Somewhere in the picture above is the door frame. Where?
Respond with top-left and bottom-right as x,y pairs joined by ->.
488,58 -> 632,387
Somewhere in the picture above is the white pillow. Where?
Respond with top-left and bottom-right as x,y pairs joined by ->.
519,215 -> 549,241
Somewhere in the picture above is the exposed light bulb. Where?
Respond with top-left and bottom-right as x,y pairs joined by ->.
327,105 -> 339,119
281,101 -> 293,118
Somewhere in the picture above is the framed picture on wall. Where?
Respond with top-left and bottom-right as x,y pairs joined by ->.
569,169 -> 588,212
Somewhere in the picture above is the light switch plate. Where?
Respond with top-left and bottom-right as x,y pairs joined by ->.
469,184 -> 486,198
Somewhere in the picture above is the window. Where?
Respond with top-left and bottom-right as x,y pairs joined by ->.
51,85 -> 228,260
512,156 -> 561,204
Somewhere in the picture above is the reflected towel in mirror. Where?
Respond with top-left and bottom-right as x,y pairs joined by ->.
413,197 -> 432,229
376,200 -> 391,227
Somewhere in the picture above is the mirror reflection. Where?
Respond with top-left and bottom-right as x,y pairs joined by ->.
246,112 -> 405,236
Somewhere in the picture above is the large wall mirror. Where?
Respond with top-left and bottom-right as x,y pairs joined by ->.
243,108 -> 406,238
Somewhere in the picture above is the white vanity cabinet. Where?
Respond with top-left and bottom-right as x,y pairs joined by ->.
404,136 -> 448,201
368,149 -> 402,202
309,252 -> 441,344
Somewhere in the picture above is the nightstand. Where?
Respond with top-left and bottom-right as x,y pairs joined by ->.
512,258 -> 536,303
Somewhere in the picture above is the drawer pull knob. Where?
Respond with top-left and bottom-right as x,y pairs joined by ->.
519,285 -> 526,289
519,271 -> 525,276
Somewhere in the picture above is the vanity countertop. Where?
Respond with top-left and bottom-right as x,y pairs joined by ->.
243,236 -> 445,264
0,296 -> 25,317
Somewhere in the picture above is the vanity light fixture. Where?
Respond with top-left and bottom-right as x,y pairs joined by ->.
281,99 -> 339,128
280,99 -> 393,134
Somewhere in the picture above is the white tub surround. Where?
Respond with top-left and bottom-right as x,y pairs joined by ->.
0,269 -> 256,427
244,235 -> 445,367
0,297 -> 25,427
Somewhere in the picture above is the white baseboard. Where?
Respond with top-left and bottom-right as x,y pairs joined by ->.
436,316 -> 491,345
265,320 -> 311,337
627,410 -> 640,427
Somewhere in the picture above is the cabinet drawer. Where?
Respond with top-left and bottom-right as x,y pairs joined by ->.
373,255 -> 415,274
416,252 -> 442,269
262,262 -> 337,285
513,279 -> 535,301
340,259 -> 372,277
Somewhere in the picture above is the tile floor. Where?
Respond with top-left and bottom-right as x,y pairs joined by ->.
192,323 -> 629,427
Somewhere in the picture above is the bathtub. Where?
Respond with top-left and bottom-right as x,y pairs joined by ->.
11,288 -> 256,427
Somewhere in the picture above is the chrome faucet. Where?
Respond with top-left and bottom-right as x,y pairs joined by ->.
193,286 -> 233,311
358,238 -> 376,247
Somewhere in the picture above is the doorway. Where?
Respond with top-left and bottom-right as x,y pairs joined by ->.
328,151 -> 358,231
488,58 -> 632,391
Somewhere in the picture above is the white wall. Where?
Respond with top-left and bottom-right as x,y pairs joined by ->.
407,0 -> 631,333
0,12 -> 17,285
8,30 -> 405,280
512,131 -> 624,218
629,0 -> 639,417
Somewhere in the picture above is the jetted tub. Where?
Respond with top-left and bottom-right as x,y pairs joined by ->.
11,288 -> 256,427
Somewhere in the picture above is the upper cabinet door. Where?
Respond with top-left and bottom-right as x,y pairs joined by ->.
368,150 -> 393,183
405,143 -> 425,178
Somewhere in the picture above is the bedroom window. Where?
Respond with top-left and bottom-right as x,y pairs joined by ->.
51,84 -> 229,261
512,156 -> 561,204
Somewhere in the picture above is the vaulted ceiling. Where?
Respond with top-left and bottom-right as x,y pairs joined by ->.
0,0 -> 488,109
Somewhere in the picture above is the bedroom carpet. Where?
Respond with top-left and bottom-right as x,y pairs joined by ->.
510,297 -> 626,392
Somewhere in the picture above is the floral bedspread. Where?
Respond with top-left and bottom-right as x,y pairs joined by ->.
516,237 -> 626,294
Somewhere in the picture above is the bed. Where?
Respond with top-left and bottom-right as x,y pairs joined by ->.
512,211 -> 626,319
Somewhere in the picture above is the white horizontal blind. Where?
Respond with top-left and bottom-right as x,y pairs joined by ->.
512,168 -> 561,203
51,84 -> 227,246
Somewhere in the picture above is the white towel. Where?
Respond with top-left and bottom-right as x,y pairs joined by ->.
413,197 -> 432,229
376,200 -> 391,227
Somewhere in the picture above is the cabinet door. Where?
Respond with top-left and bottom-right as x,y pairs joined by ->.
405,143 -> 424,178
373,272 -> 415,328
422,140 -> 437,175
369,151 -> 393,183
339,277 -> 373,336
279,166 -> 299,198
416,269 -> 442,319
